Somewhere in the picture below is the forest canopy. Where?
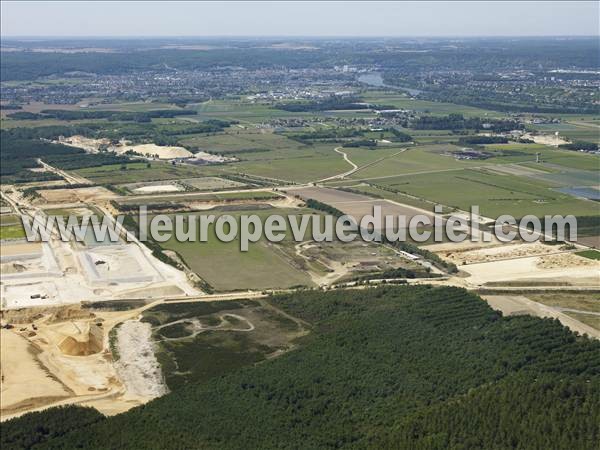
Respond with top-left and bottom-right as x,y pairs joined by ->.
3,286 -> 598,449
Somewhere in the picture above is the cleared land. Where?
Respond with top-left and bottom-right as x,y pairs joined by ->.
38,186 -> 116,203
483,295 -> 599,338
141,299 -> 308,390
1,329 -> 72,415
459,253 -> 599,287
289,186 -> 435,233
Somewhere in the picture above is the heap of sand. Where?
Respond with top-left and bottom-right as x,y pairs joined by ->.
58,321 -> 104,356
117,143 -> 193,159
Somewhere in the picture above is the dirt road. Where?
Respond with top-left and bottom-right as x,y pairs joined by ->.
482,295 -> 600,339
37,159 -> 92,185
317,147 -> 359,182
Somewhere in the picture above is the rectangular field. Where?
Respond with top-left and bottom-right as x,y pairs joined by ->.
365,168 -> 596,218
179,177 -> 246,190
152,207 -> 315,291
74,161 -> 220,184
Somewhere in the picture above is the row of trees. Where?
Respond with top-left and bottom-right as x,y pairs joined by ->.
412,114 -> 523,132
560,141 -> 598,152
7,109 -> 198,123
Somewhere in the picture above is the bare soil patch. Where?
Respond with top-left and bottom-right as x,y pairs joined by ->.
38,186 -> 116,203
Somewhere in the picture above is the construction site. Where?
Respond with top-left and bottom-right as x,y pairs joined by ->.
0,301 -> 169,420
1,228 -> 196,310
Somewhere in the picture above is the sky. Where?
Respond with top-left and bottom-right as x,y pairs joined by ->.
1,1 -> 598,38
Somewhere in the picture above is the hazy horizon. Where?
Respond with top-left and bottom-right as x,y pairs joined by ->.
2,1 -> 598,38
2,35 -> 599,40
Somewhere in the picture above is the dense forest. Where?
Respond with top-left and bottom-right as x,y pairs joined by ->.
0,118 -> 234,182
7,109 -> 198,122
411,114 -> 523,132
458,135 -> 509,145
0,133 -> 131,182
560,141 -> 599,152
3,286 -> 598,449
0,137 -> 84,182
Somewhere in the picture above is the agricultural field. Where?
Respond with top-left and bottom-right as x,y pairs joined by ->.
179,129 -> 302,154
190,98 -> 379,123
89,101 -> 184,112
342,144 -> 598,181
352,168 -> 596,218
334,182 -> 448,213
0,215 -> 25,240
225,143 -> 349,183
0,213 -> 21,226
519,291 -> 600,333
359,91 -> 503,117
229,154 -> 346,183
576,249 -> 600,260
0,211 -> 25,241
345,145 -> 468,179
74,161 -> 219,184
150,207 -> 316,291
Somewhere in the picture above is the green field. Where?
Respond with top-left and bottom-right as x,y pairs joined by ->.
181,130 -> 354,183
0,221 -> 26,239
359,168 -> 595,218
347,145 -> 469,179
343,143 -> 598,181
360,91 -> 504,117
75,161 -> 219,183
576,249 -> 600,260
228,149 -> 347,183
180,129 -> 301,155
90,101 -> 183,112
153,207 -> 316,291
190,98 -> 378,123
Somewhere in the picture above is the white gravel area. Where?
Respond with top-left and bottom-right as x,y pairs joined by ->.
115,320 -> 168,399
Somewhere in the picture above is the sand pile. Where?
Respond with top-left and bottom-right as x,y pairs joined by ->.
58,322 -> 103,356
118,143 -> 193,159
